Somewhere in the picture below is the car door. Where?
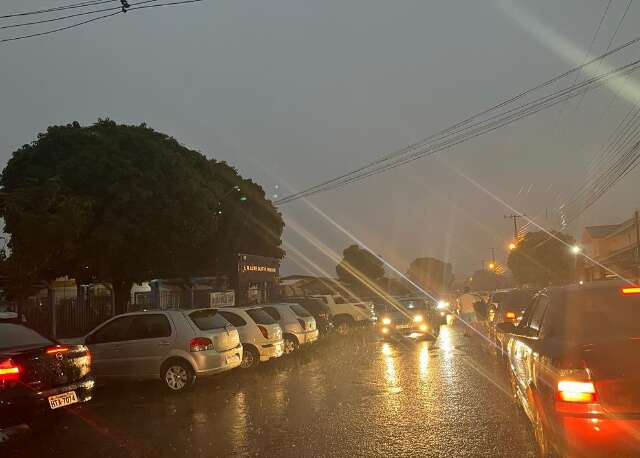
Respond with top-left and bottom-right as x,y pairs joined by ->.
117,314 -> 174,378
85,315 -> 135,378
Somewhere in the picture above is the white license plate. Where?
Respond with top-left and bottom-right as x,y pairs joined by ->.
48,391 -> 78,410
396,324 -> 410,329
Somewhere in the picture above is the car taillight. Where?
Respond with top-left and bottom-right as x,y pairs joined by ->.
621,287 -> 640,295
557,380 -> 597,403
46,345 -> 70,355
504,311 -> 517,320
0,359 -> 20,382
190,337 -> 214,352
297,319 -> 306,330
258,325 -> 269,339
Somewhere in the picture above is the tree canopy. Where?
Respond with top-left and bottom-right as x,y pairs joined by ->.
407,257 -> 454,294
336,244 -> 385,285
0,120 -> 284,312
506,230 -> 575,287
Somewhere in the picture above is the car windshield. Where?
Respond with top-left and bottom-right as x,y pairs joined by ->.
555,289 -> 640,340
0,324 -> 52,350
189,310 -> 230,330
289,304 -> 311,317
246,308 -> 277,325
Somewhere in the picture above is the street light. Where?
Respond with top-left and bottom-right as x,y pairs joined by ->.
488,262 -> 495,270
571,245 -> 581,255
508,242 -> 516,250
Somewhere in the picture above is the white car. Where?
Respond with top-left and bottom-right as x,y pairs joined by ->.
67,309 -> 243,392
216,306 -> 284,368
261,303 -> 319,354
310,294 -> 374,335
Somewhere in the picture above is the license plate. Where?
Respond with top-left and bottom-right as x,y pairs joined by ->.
396,324 -> 410,329
48,391 -> 78,410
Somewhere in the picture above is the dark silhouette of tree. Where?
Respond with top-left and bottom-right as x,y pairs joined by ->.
336,245 -> 385,285
507,230 -> 575,287
407,257 -> 454,294
469,269 -> 512,291
0,120 -> 284,313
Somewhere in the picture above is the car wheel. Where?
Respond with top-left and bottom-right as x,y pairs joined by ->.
284,337 -> 299,354
335,320 -> 350,336
240,346 -> 259,369
162,360 -> 195,393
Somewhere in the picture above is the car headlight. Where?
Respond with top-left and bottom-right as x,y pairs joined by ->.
382,317 -> 392,325
440,311 -> 446,316
419,324 -> 428,332
413,315 -> 423,323
437,301 -> 449,310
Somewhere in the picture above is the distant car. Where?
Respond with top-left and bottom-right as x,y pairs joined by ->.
0,323 -> 94,429
486,288 -> 536,357
310,294 -> 373,335
71,309 -> 242,392
500,281 -> 640,457
279,297 -> 334,336
262,304 -> 319,354
217,307 -> 284,369
378,298 -> 439,339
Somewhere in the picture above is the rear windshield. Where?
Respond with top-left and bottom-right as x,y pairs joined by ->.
554,289 -> 640,339
246,308 -> 277,325
289,304 -> 311,317
189,310 -> 230,331
0,324 -> 52,350
499,290 -> 535,311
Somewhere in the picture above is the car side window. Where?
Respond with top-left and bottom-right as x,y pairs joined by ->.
89,316 -> 135,344
219,311 -> 247,327
518,297 -> 539,330
126,314 -> 172,340
262,307 -> 281,321
529,296 -> 550,334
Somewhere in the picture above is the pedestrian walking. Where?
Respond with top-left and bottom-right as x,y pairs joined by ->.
457,287 -> 477,336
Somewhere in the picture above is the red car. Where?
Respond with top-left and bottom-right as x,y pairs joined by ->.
499,280 -> 640,457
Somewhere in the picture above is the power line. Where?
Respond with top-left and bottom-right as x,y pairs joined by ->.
0,0 -> 203,44
0,1 -> 118,19
276,54 -> 640,204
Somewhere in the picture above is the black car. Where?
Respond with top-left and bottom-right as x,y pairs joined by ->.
378,298 -> 440,339
280,297 -> 334,335
0,323 -> 94,429
487,288 -> 536,356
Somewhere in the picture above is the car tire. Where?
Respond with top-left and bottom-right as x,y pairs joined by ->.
161,359 -> 195,393
335,320 -> 350,336
240,345 -> 259,369
283,336 -> 299,355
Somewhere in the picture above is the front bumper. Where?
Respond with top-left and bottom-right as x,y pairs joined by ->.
192,344 -> 243,376
0,375 -> 95,428
259,339 -> 284,361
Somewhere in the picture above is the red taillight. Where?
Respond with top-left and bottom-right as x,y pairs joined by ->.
0,359 -> 20,382
297,319 -> 306,330
46,346 -> 69,355
557,380 -> 597,403
504,311 -> 517,320
257,325 -> 269,339
190,337 -> 214,352
621,287 -> 640,295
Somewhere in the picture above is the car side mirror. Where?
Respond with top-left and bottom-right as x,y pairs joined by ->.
496,322 -> 517,334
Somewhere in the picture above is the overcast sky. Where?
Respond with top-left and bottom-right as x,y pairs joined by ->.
2,0 -> 640,280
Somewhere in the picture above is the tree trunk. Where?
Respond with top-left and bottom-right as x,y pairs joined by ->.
112,280 -> 133,315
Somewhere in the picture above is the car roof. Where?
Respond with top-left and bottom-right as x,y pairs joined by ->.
545,279 -> 632,295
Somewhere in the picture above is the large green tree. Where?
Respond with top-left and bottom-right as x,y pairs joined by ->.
507,230 -> 575,287
0,120 -> 284,313
407,257 -> 454,294
336,244 -> 385,285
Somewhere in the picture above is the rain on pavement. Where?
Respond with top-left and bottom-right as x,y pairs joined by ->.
2,325 -> 536,458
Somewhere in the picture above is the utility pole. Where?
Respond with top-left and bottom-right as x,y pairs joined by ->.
505,214 -> 525,241
635,210 -> 640,282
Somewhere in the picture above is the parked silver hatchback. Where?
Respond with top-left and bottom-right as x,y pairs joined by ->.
262,303 -> 318,354
71,309 -> 243,392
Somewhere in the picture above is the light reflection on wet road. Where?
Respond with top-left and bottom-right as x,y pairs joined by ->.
3,325 -> 537,457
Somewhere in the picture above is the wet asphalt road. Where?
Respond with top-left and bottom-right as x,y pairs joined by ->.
2,324 -> 537,457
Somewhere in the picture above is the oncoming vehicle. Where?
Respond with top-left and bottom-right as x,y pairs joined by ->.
378,298 -> 439,339
72,309 -> 242,392
1,323 -> 94,429
500,281 -> 640,457
262,303 -> 319,354
217,306 -> 284,369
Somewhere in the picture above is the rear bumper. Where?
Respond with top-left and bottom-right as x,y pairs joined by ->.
555,414 -> 640,456
192,344 -> 243,376
293,329 -> 319,345
259,339 -> 284,361
0,375 -> 95,428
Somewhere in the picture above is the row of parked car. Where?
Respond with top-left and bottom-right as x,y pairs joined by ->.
476,280 -> 640,457
0,294 -> 375,430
